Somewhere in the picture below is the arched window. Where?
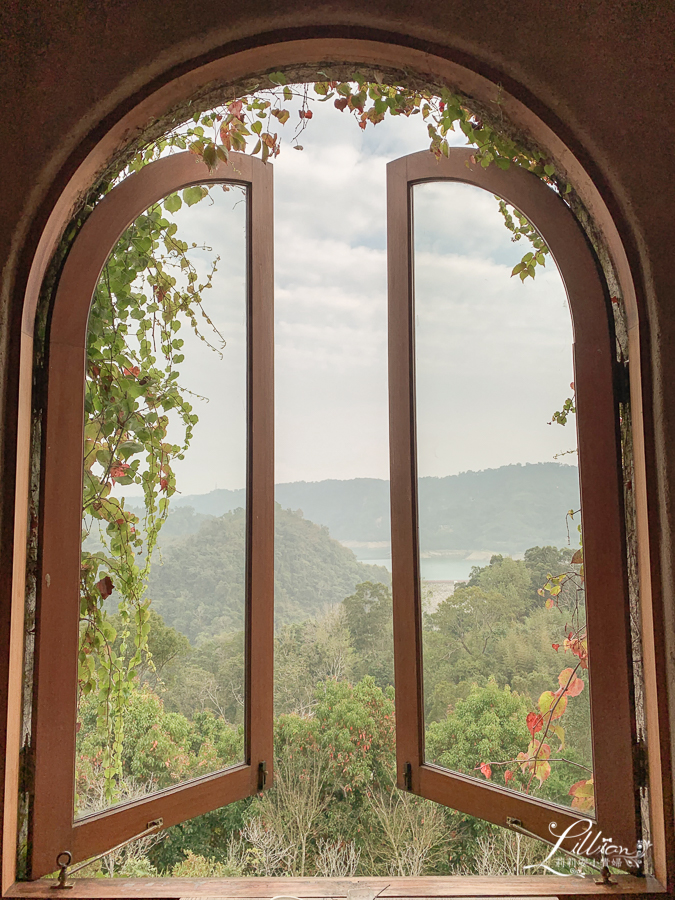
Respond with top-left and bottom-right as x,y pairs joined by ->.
387,150 -> 639,855
30,152 -> 275,878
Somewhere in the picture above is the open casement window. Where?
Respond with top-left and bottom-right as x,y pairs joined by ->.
30,152 -> 274,879
387,149 -> 641,859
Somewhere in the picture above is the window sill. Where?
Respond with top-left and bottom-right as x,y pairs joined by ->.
3,874 -> 666,900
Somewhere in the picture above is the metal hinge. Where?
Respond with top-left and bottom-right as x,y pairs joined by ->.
258,760 -> 267,791
19,736 -> 34,795
616,360 -> 630,406
634,738 -> 649,789
403,761 -> 412,791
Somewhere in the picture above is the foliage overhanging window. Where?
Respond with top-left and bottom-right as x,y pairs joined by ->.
30,152 -> 274,879
387,149 -> 640,860
26,98 -> 644,883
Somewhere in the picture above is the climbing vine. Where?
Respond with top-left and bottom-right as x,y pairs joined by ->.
476,514 -> 592,809
79,193 -> 226,802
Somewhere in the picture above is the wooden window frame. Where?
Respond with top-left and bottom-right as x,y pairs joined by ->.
4,145 -> 664,898
28,151 -> 275,880
387,150 -> 641,856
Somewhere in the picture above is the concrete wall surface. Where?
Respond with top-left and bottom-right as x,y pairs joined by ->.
1,0 -> 674,886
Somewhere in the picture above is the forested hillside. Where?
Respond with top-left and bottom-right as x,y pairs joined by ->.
76,548 -> 588,878
165,462 -> 580,553
147,506 -> 390,642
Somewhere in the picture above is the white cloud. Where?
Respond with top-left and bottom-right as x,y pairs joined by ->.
123,94 -> 577,494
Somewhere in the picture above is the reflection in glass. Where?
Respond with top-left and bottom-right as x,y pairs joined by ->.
413,181 -> 593,811
76,183 -> 247,817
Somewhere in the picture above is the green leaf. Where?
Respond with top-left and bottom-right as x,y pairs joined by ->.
268,71 -> 287,85
272,108 -> 290,125
118,440 -> 144,455
544,163 -> 555,177
182,186 -> 207,207
163,193 -> 182,214
202,143 -> 217,169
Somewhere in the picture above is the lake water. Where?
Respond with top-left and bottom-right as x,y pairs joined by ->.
358,555 -> 480,581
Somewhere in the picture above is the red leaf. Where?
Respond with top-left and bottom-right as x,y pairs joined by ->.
479,763 -> 492,780
504,769 -> 513,784
299,109 -> 313,119
569,779 -> 586,796
160,477 -> 169,492
228,100 -> 243,118
526,712 -> 543,735
559,668 -> 585,697
569,777 -> 594,810
96,576 -> 114,599
109,462 -> 130,483
552,643 -> 560,651
334,97 -> 348,111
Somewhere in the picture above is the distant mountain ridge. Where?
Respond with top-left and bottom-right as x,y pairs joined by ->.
156,462 -> 579,554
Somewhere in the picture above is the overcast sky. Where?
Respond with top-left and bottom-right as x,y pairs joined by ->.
121,94 -> 577,496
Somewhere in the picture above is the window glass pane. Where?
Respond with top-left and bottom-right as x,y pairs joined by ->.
77,183 -> 247,818
413,181 -> 593,812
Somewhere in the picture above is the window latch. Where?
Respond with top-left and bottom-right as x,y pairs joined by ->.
52,819 -> 163,889
403,761 -> 412,791
258,760 -> 268,791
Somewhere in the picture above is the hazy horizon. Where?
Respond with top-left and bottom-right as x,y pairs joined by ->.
118,459 -> 578,502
